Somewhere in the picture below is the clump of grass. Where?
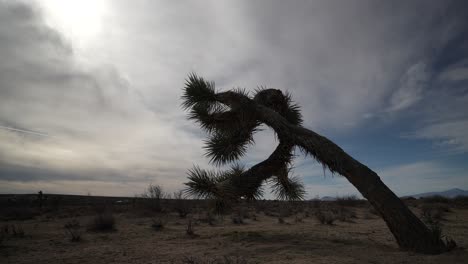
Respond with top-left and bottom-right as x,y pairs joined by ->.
64,219 -> 82,242
88,211 -> 116,232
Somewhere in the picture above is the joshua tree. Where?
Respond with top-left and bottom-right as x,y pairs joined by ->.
181,73 -> 454,254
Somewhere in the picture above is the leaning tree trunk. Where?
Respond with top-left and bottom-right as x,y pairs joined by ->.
216,91 -> 452,254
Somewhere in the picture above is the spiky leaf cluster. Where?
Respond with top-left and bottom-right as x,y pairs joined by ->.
182,74 -> 306,201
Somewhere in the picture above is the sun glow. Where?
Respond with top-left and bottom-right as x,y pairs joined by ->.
38,0 -> 108,48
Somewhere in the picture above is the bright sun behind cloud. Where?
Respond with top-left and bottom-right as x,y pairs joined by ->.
37,0 -> 108,49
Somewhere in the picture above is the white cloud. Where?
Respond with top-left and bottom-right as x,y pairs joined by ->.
1,1 -> 467,196
387,62 -> 429,112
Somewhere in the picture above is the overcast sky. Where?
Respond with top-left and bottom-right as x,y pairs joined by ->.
1,0 -> 467,198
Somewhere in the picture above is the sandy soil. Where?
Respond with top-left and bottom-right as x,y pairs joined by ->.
0,206 -> 467,264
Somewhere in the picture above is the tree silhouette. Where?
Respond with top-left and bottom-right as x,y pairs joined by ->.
181,73 -> 455,254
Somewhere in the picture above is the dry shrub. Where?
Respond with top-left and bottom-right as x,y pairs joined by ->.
336,206 -> 357,222
141,184 -> 168,212
278,216 -> 285,224
151,217 -> 165,231
186,218 -> 198,237
231,214 -> 244,225
294,214 -> 303,223
231,207 -> 247,225
0,224 -> 26,241
182,254 -> 249,264
421,203 -> 449,221
88,211 -> 115,232
64,219 -> 82,242
315,207 -> 337,225
173,190 -> 191,218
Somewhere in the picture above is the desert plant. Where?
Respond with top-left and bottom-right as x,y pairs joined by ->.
64,219 -> 82,242
231,214 -> 244,225
202,210 -> 216,226
182,254 -> 250,264
89,211 -> 115,232
10,224 -> 25,237
0,225 -> 7,246
151,217 -> 165,231
173,190 -> 191,218
336,206 -> 357,222
420,203 -> 449,221
142,183 -> 167,212
315,207 -> 337,225
186,218 -> 197,237
181,73 -> 454,254
294,214 -> 303,223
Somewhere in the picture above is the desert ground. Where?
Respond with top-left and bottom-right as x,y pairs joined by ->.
0,195 -> 467,264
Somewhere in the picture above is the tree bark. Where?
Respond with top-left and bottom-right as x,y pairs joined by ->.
216,91 -> 452,254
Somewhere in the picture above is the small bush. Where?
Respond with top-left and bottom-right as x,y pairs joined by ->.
294,214 -> 303,223
0,225 -> 7,246
89,211 -> 115,232
336,206 -> 357,222
141,184 -> 167,212
186,218 -> 197,237
182,255 -> 249,264
278,217 -> 285,224
231,215 -> 244,225
64,219 -> 82,242
10,224 -> 25,237
421,203 -> 449,221
206,211 -> 216,226
151,217 -> 165,231
315,207 -> 337,225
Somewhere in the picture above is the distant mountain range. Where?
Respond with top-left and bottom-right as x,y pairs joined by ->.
405,188 -> 468,199
316,188 -> 468,201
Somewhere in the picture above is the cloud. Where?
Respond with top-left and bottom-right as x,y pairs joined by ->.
0,1 -> 206,195
386,62 -> 429,112
1,1 -> 467,196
